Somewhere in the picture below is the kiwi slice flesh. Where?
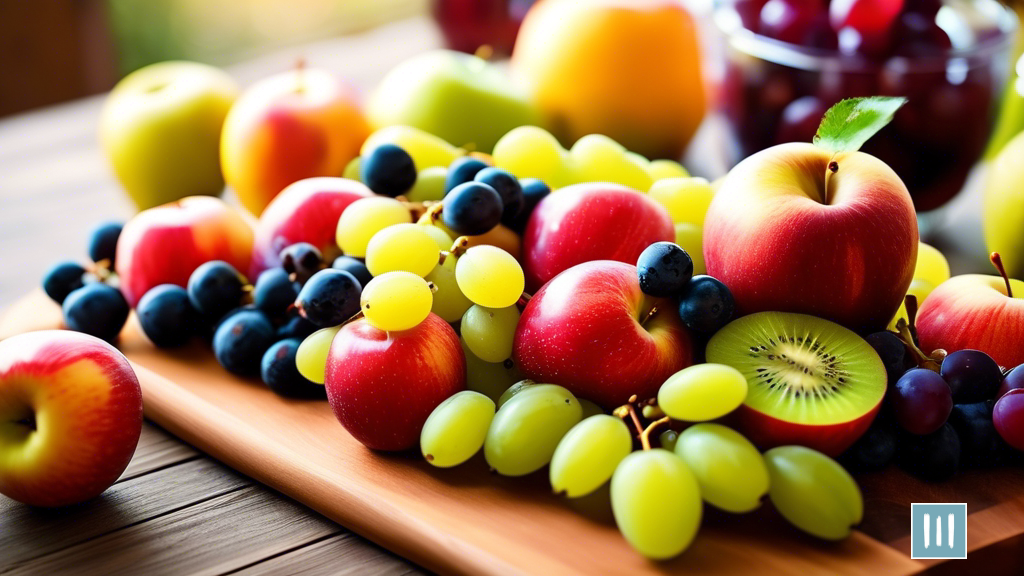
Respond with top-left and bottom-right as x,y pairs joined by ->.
706,311 -> 886,426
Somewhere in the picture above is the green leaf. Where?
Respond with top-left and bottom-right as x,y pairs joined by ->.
812,96 -> 908,154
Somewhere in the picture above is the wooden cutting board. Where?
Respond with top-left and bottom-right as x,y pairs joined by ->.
3,290 -> 1024,575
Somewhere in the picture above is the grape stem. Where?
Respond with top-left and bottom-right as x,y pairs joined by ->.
639,417 -> 671,451
613,395 -> 646,437
449,236 -> 470,258
991,252 -> 1014,298
894,315 -> 941,373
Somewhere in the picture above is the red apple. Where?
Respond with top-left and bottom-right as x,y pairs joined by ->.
250,177 -> 373,277
917,274 -> 1024,369
704,143 -> 918,333
0,331 -> 143,507
325,314 -> 465,451
522,183 -> 674,292
512,260 -> 693,408
116,196 -> 254,307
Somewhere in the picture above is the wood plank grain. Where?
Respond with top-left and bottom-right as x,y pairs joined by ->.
230,533 -> 423,576
5,486 -> 340,576
0,458 -> 248,568
119,422 -> 199,482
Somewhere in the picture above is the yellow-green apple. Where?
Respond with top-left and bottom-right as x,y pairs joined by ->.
703,143 -> 919,333
917,274 -> 1024,368
250,177 -> 373,277
511,0 -> 706,160
0,331 -> 142,507
366,50 -> 540,153
984,130 -> 1024,277
116,196 -> 253,307
512,260 -> 693,408
100,61 -> 238,210
522,183 -> 674,291
325,314 -> 465,451
221,67 -> 369,216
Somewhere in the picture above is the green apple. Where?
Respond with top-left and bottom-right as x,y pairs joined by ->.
366,50 -> 540,153
985,129 -> 1024,277
100,61 -> 239,210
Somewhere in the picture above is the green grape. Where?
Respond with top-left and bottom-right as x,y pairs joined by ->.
649,177 -> 713,226
343,156 -> 362,181
455,246 -> 524,309
360,271 -> 432,332
462,339 -> 522,402
888,278 -> 936,331
362,125 -> 462,170
497,379 -> 536,408
492,125 -> 565,183
624,151 -> 656,192
649,159 -> 690,182
365,223 -> 440,278
674,423 -> 769,513
915,242 -> 950,287
569,134 -> 651,191
420,391 -> 495,468
659,429 -> 679,452
484,383 -> 582,476
579,398 -> 604,419
674,223 -> 705,275
421,224 -> 453,252
764,445 -> 863,540
405,166 -> 448,203
295,326 -> 340,384
550,415 -> 633,497
658,363 -> 748,422
336,197 -> 412,258
611,449 -> 702,560
461,304 -> 520,363
425,254 -> 472,322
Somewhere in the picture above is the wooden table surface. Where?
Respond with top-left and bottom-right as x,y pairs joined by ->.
0,17 -> 445,576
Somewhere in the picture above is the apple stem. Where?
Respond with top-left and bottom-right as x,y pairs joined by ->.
474,45 -> 494,61
639,306 -> 659,327
991,252 -> 1014,298
449,236 -> 470,258
15,413 -> 35,432
295,57 -> 306,93
639,417 -> 671,451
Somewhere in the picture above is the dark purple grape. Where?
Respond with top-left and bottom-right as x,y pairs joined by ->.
261,338 -> 326,399
840,417 -> 896,472
677,276 -> 735,335
637,242 -> 694,298
87,222 -> 123,267
441,182 -> 503,236
893,11 -> 951,56
775,96 -> 826,145
940,349 -> 1002,404
137,284 -> 200,348
897,423 -> 960,481
42,261 -> 86,304
332,256 -> 372,287
276,314 -> 318,340
252,268 -> 299,319
997,364 -> 1024,400
508,178 -> 550,233
865,331 -> 906,386
758,0 -> 823,44
476,167 -> 523,225
993,389 -> 1024,451
890,368 -> 952,435
213,309 -> 275,376
444,157 -> 490,194
280,243 -> 323,284
62,283 -> 130,343
187,261 -> 247,318
294,269 -> 361,327
360,144 -> 416,198
948,402 -> 1017,468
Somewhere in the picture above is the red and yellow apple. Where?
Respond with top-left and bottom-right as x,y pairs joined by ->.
704,143 -> 919,334
116,196 -> 254,307
0,331 -> 143,507
512,260 -> 693,408
511,0 -> 706,160
221,67 -> 369,216
522,183 -> 674,292
917,274 -> 1024,368
325,314 -> 465,451
250,177 -> 373,277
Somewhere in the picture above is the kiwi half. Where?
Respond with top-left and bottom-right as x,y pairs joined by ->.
706,312 -> 886,428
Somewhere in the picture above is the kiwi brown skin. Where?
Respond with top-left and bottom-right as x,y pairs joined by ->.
730,401 -> 883,457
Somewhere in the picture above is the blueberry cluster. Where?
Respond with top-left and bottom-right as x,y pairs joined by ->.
635,241 -> 736,336
843,332 -> 1023,481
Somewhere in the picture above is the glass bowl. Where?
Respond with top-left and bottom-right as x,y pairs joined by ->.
714,0 -> 1018,212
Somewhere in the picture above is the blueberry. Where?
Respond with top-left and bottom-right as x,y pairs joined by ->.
213,309 -> 275,376
295,269 -> 362,327
507,178 -> 550,233
137,284 -> 200,348
948,402 -> 1017,468
62,283 -> 130,342
261,338 -> 326,399
332,256 -> 372,287
676,275 -> 735,335
42,261 -> 86,304
279,243 -> 323,284
637,242 -> 694,297
475,167 -> 523,224
940,349 -> 1002,404
276,314 -> 318,340
253,268 -> 299,318
896,423 -> 960,482
187,261 -> 247,318
441,182 -> 503,236
361,144 -> 417,197
864,331 -> 907,386
87,222 -> 123,267
444,157 -> 490,194
840,418 -> 896,472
